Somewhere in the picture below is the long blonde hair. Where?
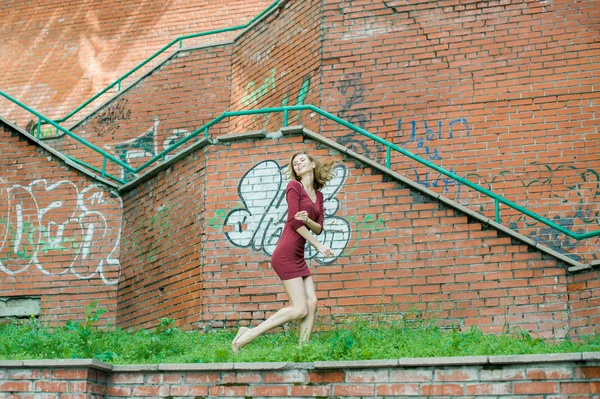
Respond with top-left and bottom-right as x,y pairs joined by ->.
288,151 -> 335,191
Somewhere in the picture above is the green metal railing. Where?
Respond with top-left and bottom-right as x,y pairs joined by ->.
0,90 -> 133,184
2,90 -> 597,242
44,0 -> 281,126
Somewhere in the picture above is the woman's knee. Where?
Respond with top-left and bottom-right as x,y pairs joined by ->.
307,296 -> 318,312
293,304 -> 308,319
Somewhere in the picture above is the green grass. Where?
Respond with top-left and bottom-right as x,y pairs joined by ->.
1,303 -> 598,364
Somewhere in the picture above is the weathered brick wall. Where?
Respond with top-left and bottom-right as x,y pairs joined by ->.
0,121 -> 122,326
44,44 -> 233,185
117,147 -> 206,330
568,268 -> 600,338
229,0 -> 323,133
0,357 -> 598,398
200,134 -> 573,337
317,0 -> 600,263
0,0 -> 273,127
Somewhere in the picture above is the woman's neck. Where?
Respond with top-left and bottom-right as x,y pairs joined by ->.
300,176 -> 314,192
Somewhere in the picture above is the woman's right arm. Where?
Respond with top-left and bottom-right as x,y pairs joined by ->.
286,182 -> 334,257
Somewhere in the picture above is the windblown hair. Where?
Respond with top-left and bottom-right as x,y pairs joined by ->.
288,151 -> 336,191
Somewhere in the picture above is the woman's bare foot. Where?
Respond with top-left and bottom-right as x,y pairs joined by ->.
232,327 -> 250,354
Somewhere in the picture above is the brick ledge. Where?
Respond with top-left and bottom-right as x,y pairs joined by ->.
0,352 -> 597,371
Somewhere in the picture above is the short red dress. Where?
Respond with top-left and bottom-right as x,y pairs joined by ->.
271,180 -> 324,280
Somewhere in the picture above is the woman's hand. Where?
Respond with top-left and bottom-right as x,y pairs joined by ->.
318,244 -> 334,258
295,211 -> 311,224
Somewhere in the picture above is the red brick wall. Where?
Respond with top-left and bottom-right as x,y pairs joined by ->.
1,359 -> 598,398
199,134 -> 573,337
229,0 -> 323,133
568,268 -> 600,337
0,0 -> 272,127
43,44 -> 233,185
0,121 -> 122,326
117,147 -> 206,330
317,0 -> 600,263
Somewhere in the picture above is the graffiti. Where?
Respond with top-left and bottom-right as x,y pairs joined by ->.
0,178 -> 122,285
104,120 -> 192,180
93,98 -> 132,137
467,163 -> 600,261
397,118 -> 471,192
218,160 -> 351,263
344,214 -> 386,255
242,68 -> 277,107
25,120 -> 59,139
104,119 -> 158,181
122,205 -> 173,263
251,75 -> 312,131
337,73 -> 384,162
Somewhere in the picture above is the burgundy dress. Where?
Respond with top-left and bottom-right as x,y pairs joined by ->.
271,180 -> 324,280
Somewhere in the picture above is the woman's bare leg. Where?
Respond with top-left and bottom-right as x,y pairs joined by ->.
233,277 -> 308,351
299,276 -> 318,344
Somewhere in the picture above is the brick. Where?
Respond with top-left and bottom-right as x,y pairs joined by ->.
390,369 -> 434,382
376,383 -> 420,396
514,382 -> 559,394
33,381 -> 68,393
435,369 -> 478,381
333,384 -> 375,396
466,383 -> 511,395
307,371 -> 345,384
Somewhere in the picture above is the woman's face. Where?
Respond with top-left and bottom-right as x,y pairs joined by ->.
292,154 -> 314,178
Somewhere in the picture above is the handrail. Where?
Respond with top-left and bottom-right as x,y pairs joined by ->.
46,0 -> 281,126
0,90 -> 598,241
0,90 -> 134,184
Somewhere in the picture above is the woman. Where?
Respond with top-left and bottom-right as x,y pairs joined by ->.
232,151 -> 336,353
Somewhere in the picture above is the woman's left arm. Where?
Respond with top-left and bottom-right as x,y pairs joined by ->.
295,193 -> 325,235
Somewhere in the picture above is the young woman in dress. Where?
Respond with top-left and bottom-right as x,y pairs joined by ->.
232,151 -> 335,353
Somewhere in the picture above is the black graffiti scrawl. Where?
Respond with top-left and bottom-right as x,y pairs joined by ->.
337,73 -> 384,162
104,119 -> 159,181
93,98 -> 132,137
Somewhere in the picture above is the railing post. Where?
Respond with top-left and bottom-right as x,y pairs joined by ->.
117,81 -> 121,92
495,199 -> 501,223
179,39 -> 183,48
205,128 -> 209,138
283,109 -> 289,127
101,156 -> 107,178
386,147 -> 391,168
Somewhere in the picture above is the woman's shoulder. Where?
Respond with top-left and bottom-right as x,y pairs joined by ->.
287,180 -> 302,189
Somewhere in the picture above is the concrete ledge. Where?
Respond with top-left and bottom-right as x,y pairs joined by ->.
0,361 -> 24,367
1,353 -> 598,371
159,362 -> 235,371
280,125 -> 304,136
22,359 -> 112,371
302,128 -> 348,155
112,364 -> 159,372
437,195 -> 490,225
233,362 -> 291,370
315,359 -> 399,369
399,356 -> 488,367
583,352 -> 600,361
488,353 -> 582,364
569,264 -> 592,273
485,219 -> 582,269
217,130 -> 266,142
